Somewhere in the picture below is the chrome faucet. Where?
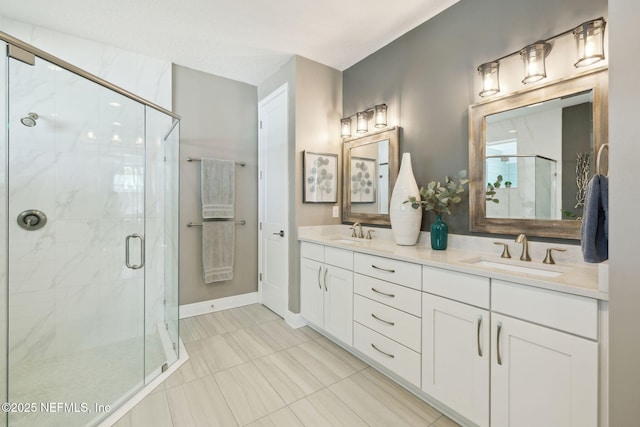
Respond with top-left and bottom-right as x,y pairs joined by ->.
515,234 -> 531,261
351,222 -> 364,238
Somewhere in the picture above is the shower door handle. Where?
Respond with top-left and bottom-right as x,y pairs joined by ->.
125,234 -> 145,269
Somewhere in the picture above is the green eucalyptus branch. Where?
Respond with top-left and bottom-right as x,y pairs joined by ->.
404,170 -> 469,216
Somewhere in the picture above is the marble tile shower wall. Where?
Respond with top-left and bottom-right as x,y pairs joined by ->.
0,16 -> 172,111
1,18 -> 174,365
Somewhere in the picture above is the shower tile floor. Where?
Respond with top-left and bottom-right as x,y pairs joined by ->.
113,304 -> 461,427
8,332 -> 167,427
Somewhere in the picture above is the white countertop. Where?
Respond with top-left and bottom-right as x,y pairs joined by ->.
299,225 -> 608,301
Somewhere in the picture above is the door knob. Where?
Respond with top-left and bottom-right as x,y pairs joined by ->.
273,230 -> 284,237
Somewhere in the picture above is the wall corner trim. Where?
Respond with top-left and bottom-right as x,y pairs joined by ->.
179,292 -> 259,319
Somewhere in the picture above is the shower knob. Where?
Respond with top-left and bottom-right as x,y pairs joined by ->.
17,209 -> 47,231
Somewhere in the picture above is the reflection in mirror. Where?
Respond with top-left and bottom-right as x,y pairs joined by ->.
343,127 -> 399,226
485,91 -> 593,220
469,68 -> 607,239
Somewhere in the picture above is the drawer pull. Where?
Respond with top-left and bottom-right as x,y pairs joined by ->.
371,313 -> 395,326
371,287 -> 395,298
317,266 -> 322,290
496,321 -> 503,366
371,343 -> 395,358
477,315 -> 483,357
371,264 -> 395,273
323,267 -> 328,292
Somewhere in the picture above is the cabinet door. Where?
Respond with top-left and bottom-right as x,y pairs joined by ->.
422,293 -> 490,427
324,265 -> 354,345
300,257 -> 324,327
491,313 -> 598,427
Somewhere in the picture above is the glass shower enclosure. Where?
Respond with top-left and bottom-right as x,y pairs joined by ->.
0,34 -> 180,426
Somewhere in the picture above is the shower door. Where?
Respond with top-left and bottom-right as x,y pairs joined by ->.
7,53 -> 146,426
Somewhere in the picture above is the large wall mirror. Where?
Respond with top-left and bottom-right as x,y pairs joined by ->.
469,68 -> 608,239
342,127 -> 399,225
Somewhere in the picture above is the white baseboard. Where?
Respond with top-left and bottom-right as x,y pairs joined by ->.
285,310 -> 308,329
179,292 -> 259,319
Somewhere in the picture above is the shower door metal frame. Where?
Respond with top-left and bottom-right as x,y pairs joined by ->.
1,31 -> 179,120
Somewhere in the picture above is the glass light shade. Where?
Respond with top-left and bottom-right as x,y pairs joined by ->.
374,104 -> 387,128
520,42 -> 551,84
478,61 -> 500,97
573,18 -> 606,67
340,118 -> 352,137
356,111 -> 368,133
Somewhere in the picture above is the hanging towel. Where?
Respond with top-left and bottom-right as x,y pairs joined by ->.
201,158 -> 235,219
202,221 -> 235,283
581,174 -> 609,263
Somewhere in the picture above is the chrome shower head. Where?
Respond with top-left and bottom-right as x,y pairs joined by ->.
20,112 -> 39,127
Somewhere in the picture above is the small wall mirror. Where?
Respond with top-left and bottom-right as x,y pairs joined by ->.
469,68 -> 608,239
342,127 -> 399,226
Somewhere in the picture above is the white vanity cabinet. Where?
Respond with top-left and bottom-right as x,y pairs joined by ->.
300,242 -> 354,345
490,280 -> 598,427
422,267 -> 491,427
352,252 -> 422,387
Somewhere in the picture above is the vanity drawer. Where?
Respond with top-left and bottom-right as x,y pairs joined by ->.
354,253 -> 421,290
354,273 -> 421,317
492,280 -> 598,340
354,294 -> 421,352
301,242 -> 324,262
324,246 -> 353,270
354,322 -> 421,387
422,266 -> 490,309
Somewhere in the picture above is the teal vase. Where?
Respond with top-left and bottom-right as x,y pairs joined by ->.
430,214 -> 448,250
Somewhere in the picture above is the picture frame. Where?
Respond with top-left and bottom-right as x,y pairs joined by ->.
303,151 -> 338,203
350,157 -> 376,203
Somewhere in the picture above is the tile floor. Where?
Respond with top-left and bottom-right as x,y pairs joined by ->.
113,304 -> 461,427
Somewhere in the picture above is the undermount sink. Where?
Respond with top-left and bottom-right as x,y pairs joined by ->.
331,238 -> 361,245
463,257 -> 564,278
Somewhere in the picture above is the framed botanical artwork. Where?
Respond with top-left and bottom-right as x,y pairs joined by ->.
350,157 -> 376,203
303,151 -> 338,203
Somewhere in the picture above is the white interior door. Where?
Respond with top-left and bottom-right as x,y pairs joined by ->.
258,84 -> 288,317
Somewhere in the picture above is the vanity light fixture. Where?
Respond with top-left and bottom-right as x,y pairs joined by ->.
374,104 -> 387,128
341,118 -> 352,138
520,42 -> 551,84
356,111 -> 368,133
478,61 -> 500,97
340,104 -> 389,138
476,17 -> 606,97
573,18 -> 606,67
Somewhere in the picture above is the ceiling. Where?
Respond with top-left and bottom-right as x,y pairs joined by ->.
0,0 -> 459,86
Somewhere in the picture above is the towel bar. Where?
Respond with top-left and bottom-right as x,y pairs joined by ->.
186,157 -> 246,167
187,221 -> 246,227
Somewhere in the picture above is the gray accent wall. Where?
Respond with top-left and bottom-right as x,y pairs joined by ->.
343,0 -> 607,236
609,0 -> 640,424
173,65 -> 258,305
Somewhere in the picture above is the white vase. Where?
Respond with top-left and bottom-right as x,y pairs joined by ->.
389,152 -> 422,245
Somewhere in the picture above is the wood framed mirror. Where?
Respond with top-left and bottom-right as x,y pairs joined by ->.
342,127 -> 400,226
469,68 -> 608,239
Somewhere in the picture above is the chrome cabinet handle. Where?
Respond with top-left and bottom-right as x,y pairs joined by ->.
477,315 -> 483,357
496,321 -> 503,366
371,343 -> 394,358
371,313 -> 395,326
323,267 -> 328,291
125,234 -> 145,269
317,266 -> 322,289
371,264 -> 395,273
371,287 -> 395,298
